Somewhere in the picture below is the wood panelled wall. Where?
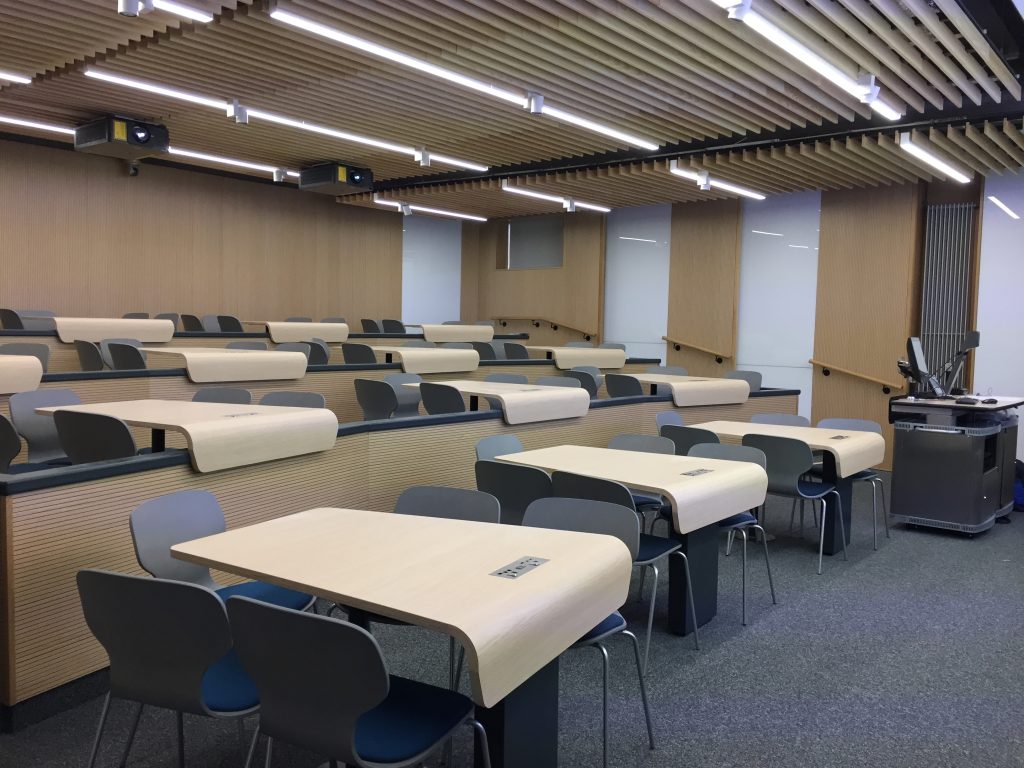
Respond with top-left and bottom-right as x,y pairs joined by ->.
666,199 -> 742,376
0,140 -> 403,320
461,213 -> 605,341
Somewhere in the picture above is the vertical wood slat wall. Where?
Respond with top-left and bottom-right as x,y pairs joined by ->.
0,140 -> 403,322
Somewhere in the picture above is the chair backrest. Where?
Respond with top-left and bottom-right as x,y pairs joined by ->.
402,340 -> 436,348
475,434 -> 524,461
605,373 -> 643,398
395,485 -> 501,523
608,433 -> 675,455
741,434 -> 813,494
16,309 -> 56,331
484,373 -> 528,385
656,411 -> 684,431
354,378 -> 399,420
750,413 -> 810,427
154,312 -> 180,329
108,342 -> 147,371
551,470 -> 636,512
201,315 -> 221,332
226,596 -> 388,764
192,387 -> 252,405
259,391 -> 326,409
647,365 -> 687,376
474,460 -> 552,525
180,314 -> 204,331
563,370 -> 599,397
502,342 -> 529,359
523,497 -> 639,560
816,417 -> 882,434
535,376 -> 580,387
725,369 -> 763,391
660,425 -> 720,456
440,342 -> 472,349
285,316 -> 312,323
129,490 -> 224,588
0,414 -> 21,472
100,338 -> 143,369
382,372 -> 422,416
275,342 -> 311,360
9,388 -> 81,462
341,343 -> 377,364
321,316 -> 346,324
360,319 -> 381,333
688,442 -> 767,469
122,312 -> 149,319
565,341 -> 592,347
380,319 -> 406,333
307,339 -> 330,366
55,411 -> 137,463
226,341 -> 268,351
0,342 -> 50,372
599,342 -> 626,350
420,382 -> 466,415
0,308 -> 24,329
217,315 -> 245,333
77,569 -> 235,715
471,341 -> 497,360
74,340 -> 105,371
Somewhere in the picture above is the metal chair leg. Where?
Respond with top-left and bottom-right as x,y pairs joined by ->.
454,645 -> 466,691
118,703 -> 144,768
176,710 -> 185,768
725,529 -> 734,556
472,720 -> 493,768
674,552 -> 700,650
833,490 -> 849,562
875,477 -> 890,538
595,642 -> 610,768
870,478 -> 879,551
264,736 -> 274,768
738,527 -> 748,626
789,498 -> 797,532
243,728 -> 261,768
622,630 -> 655,750
637,564 -> 648,605
817,498 -> 827,575
642,563 -> 658,674
752,524 -> 777,605
87,692 -> 112,768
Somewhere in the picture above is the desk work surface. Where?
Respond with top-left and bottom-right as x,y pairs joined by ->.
419,324 -> 494,343
371,345 -> 480,374
629,373 -> 750,406
694,420 -> 885,477
408,379 -> 591,424
497,445 -> 767,534
525,346 -> 627,370
54,317 -> 175,343
171,507 -> 631,707
0,355 -> 43,394
891,395 -> 1024,411
38,399 -> 338,472
265,321 -> 350,343
141,347 -> 308,382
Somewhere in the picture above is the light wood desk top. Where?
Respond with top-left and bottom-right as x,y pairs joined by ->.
0,355 -> 43,395
54,317 -> 175,343
693,420 -> 886,477
408,379 -> 591,424
141,347 -> 308,382
628,373 -> 750,406
265,321 -> 350,343
38,399 -> 337,472
419,324 -> 494,343
171,507 -> 631,707
891,395 -> 1024,411
525,346 -> 626,370
371,346 -> 480,374
498,445 -> 767,534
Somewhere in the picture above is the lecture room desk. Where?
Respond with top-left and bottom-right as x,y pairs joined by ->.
172,507 -> 632,768
524,346 -> 626,370
626,373 -> 750,406
497,445 -> 767,636
408,379 -> 590,423
693,421 -> 886,555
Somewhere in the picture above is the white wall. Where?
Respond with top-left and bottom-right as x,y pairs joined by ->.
603,204 -> 671,361
974,173 -> 1024,457
736,191 -> 821,417
401,214 -> 462,324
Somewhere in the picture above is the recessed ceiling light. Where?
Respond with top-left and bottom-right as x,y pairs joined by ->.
669,160 -> 766,200
987,195 -> 1020,220
0,70 -> 32,85
0,114 -> 75,135
898,132 -> 971,184
85,69 -> 230,109
374,196 -> 487,221
500,182 -> 611,213
151,0 -> 214,23
167,146 -> 293,177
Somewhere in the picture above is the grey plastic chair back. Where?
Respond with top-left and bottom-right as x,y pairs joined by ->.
608,433 -> 675,455
122,312 -> 149,319
536,376 -> 580,387
489,340 -> 507,360
341,343 -> 378,364
275,342 -> 311,360
817,417 -> 882,434
217,315 -> 245,333
552,471 -> 636,512
750,413 -> 810,427
688,442 -> 767,469
420,382 -> 466,414
524,497 -> 639,560
503,343 -> 529,359
322,316 -> 346,323
129,490 -> 224,588
354,379 -> 400,420
0,414 -> 20,472
9,388 -> 81,462
647,365 -> 687,376
100,338 -> 144,369
564,370 -> 599,397
726,370 -> 763,391
484,373 -> 527,384
381,319 -> 406,333
475,459 -> 552,526
402,340 -> 436,348
181,314 -> 204,331
74,340 -> 105,371
154,312 -> 180,329
108,342 -> 147,370
16,310 -> 56,331
0,308 -> 24,329
395,485 -> 501,523
226,596 -> 388,765
565,341 -> 592,348
77,569 -> 239,716
0,343 -> 50,372
441,342 -> 472,349
383,372 -> 422,417
599,342 -> 626,350
605,373 -> 643,398
656,411 -> 684,431
55,411 -> 137,463
285,316 -> 312,323
192,387 -> 252,405
360,319 -> 381,333
201,315 -> 221,332
475,434 -> 524,461
742,434 -> 814,494
226,341 -> 268,351
307,339 -> 330,366
660,425 -> 720,456
471,342 -> 496,360
259,391 -> 326,409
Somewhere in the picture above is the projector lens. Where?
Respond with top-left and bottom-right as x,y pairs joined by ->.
130,125 -> 151,143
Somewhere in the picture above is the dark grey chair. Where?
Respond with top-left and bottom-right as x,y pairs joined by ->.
100,338 -> 144,369
420,383 -> 466,415
341,343 -> 378,365
817,417 -> 888,549
655,411 -> 684,432
750,413 -> 809,427
535,376 -> 581,387
15,309 -> 56,331
474,459 -> 552,526
217,315 -> 245,333
471,341 -> 497,360
605,374 -> 643,398
285,316 -> 312,323
475,434 -> 524,461
9,388 -> 81,463
565,341 -> 592,348
226,341 -> 268,351
0,308 -> 25,329
383,373 -> 422,417
307,339 -> 330,366
192,387 -> 252,405
488,340 -> 507,360
130,490 -> 313,612
354,379 -> 400,420
599,342 -> 626,350
659,424 -> 720,456
122,312 -> 149,319
502,342 -> 529,359
181,314 -> 204,331
108,342 -> 147,370
440,342 -> 472,349
75,340 -> 105,371
259,391 -> 326,409
522,497 -> 655,767
274,342 -> 311,360
380,319 -> 406,333
726,369 -> 763,391
0,342 -> 50,372
402,340 -> 435,348
0,414 -> 21,472
55,411 -> 137,463
154,312 -> 180,329
610,433 -> 682,533
564,370 -> 599,397
77,570 -> 260,768
227,597 -> 492,768
322,316 -> 346,323
572,365 -> 605,393
360,319 -> 381,333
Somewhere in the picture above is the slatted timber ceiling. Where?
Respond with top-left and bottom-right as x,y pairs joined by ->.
0,0 -> 1020,191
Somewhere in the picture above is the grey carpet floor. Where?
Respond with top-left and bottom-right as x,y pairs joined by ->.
3,477 -> 1023,768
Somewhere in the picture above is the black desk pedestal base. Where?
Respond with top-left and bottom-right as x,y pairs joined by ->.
475,658 -> 559,768
668,524 -> 719,635
821,454 -> 852,556
151,429 -> 165,452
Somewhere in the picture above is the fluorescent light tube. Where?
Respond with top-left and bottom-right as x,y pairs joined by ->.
0,71 -> 32,85
898,132 -> 971,184
870,99 -> 902,122
84,69 -> 229,110
152,0 -> 213,22
573,200 -> 612,213
669,161 -> 766,200
618,236 -> 658,243
245,109 -> 415,155
751,230 -> 782,236
167,146 -> 283,175
788,244 -> 810,249
423,153 -> 489,173
374,198 -> 487,221
987,196 -> 1020,220
0,114 -> 74,135
538,105 -> 660,151
501,186 -> 566,204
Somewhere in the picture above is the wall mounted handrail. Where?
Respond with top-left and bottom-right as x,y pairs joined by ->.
809,358 -> 905,390
494,316 -> 598,338
662,335 -> 733,360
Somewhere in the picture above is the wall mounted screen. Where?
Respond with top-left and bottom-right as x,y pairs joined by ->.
507,214 -> 564,270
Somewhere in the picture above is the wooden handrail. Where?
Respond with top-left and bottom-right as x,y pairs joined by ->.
494,317 -> 599,338
809,359 -> 905,390
662,336 -> 733,360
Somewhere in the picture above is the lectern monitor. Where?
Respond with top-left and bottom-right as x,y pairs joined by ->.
907,336 -> 946,398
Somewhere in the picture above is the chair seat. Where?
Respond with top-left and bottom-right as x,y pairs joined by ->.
574,611 -> 627,645
631,491 -> 664,509
788,479 -> 836,500
355,675 -> 473,763
201,649 -> 259,713
636,533 -> 681,564
215,581 -> 313,611
807,466 -> 878,482
718,512 -> 757,528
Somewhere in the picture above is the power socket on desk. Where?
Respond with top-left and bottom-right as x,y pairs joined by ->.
491,556 -> 549,579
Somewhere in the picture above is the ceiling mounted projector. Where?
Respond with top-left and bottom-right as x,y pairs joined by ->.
74,116 -> 169,160
298,163 -> 373,196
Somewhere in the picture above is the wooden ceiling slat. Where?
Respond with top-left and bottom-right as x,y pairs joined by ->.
964,122 -> 1018,172
933,0 -> 1021,100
